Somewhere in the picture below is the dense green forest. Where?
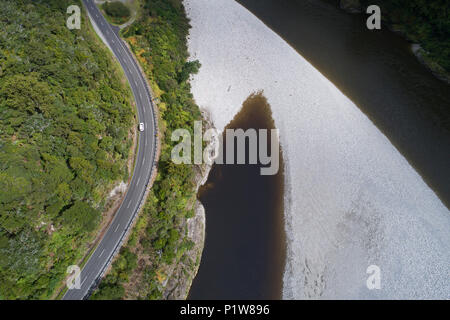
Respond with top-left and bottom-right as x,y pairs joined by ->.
91,0 -> 203,299
101,1 -> 132,25
103,1 -> 131,18
0,0 -> 134,298
359,0 -> 450,73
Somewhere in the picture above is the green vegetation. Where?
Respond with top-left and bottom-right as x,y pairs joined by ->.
103,1 -> 131,17
0,0 -> 134,299
91,0 -> 202,299
358,0 -> 450,74
101,1 -> 132,25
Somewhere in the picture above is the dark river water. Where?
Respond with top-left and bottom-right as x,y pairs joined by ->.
237,0 -> 450,207
188,0 -> 450,299
189,94 -> 285,299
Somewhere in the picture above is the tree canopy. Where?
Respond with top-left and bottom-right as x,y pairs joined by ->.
0,0 -> 134,299
361,0 -> 450,72
103,1 -> 131,18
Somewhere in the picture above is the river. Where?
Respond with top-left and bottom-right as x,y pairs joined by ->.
237,0 -> 450,207
185,0 -> 450,299
189,93 -> 285,299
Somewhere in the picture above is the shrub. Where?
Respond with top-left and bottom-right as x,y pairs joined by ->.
102,1 -> 131,18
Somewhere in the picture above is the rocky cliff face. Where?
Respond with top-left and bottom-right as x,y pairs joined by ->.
162,110 -> 215,300
161,167 -> 209,299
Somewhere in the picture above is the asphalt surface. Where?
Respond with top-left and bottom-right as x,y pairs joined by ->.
63,0 -> 157,299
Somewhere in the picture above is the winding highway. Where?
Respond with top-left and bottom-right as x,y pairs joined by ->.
63,0 -> 157,299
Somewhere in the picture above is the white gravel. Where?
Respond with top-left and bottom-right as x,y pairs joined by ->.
184,0 -> 450,299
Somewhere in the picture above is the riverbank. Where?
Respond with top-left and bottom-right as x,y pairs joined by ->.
160,110 -> 213,299
185,0 -> 450,299
90,0 -> 207,299
337,0 -> 450,84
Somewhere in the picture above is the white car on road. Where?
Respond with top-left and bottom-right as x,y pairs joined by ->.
139,122 -> 144,132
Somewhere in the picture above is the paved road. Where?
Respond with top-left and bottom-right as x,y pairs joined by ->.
63,0 -> 157,299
